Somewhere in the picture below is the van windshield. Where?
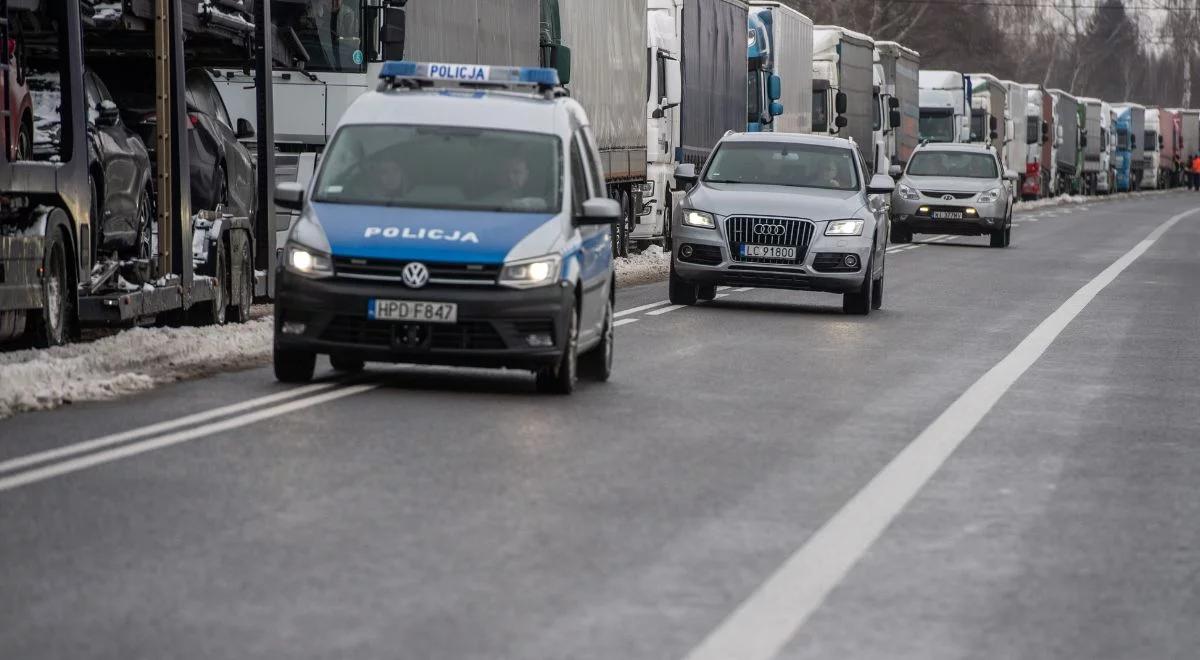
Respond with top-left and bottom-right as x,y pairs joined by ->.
919,110 -> 955,142
907,151 -> 998,179
314,125 -> 562,213
704,142 -> 859,191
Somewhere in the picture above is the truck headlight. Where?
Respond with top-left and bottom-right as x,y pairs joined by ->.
682,210 -> 716,229
977,187 -> 1001,203
897,183 -> 921,201
500,255 -> 561,289
825,219 -> 865,236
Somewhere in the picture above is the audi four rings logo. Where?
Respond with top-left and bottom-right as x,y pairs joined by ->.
942,194 -> 955,201
402,262 -> 430,289
753,224 -> 786,236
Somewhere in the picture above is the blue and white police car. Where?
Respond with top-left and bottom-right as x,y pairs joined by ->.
272,62 -> 620,394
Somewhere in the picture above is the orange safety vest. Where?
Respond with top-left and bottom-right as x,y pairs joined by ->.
1193,157 -> 1200,173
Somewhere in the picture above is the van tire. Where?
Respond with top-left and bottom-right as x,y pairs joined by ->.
536,301 -> 579,394
275,346 -> 316,383
579,297 -> 613,382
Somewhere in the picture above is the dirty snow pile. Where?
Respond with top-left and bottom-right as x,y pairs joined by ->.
615,244 -> 670,287
0,318 -> 272,419
1016,188 -> 1178,212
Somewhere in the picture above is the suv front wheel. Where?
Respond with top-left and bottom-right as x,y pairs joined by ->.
668,260 -> 698,305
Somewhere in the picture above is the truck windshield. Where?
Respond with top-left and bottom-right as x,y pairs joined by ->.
314,125 -> 562,213
704,142 -> 860,191
919,111 -> 955,142
276,0 -> 367,73
747,73 -> 763,126
813,89 -> 829,133
1026,117 -> 1040,145
1145,131 -> 1158,151
907,151 -> 998,178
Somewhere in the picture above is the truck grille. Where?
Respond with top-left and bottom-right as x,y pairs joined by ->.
725,216 -> 814,265
333,257 -> 500,286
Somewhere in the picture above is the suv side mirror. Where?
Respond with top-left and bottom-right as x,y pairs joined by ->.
275,182 -> 305,211
866,173 -> 896,195
236,117 -> 255,139
576,197 -> 620,225
96,100 -> 120,127
674,162 -> 698,187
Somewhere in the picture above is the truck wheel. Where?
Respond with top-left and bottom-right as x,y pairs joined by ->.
536,302 -> 578,394
668,260 -> 698,306
274,346 -> 316,383
579,296 -> 613,382
228,234 -> 253,324
191,242 -> 227,326
843,252 -> 874,316
29,228 -> 72,347
330,353 -> 365,373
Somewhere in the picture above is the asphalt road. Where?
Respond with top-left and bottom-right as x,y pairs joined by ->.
3,192 -> 1200,659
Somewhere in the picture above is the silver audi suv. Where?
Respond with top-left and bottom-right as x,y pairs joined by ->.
670,133 -> 896,315
889,143 -> 1017,247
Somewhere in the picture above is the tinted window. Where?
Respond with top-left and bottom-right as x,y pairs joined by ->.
704,141 -> 859,191
907,151 -> 999,179
314,125 -> 562,213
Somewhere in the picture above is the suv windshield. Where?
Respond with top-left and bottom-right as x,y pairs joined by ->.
907,151 -> 998,178
314,125 -> 562,213
919,111 -> 955,142
277,0 -> 367,73
704,141 -> 859,191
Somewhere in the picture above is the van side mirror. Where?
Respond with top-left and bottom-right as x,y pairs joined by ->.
576,198 -> 620,225
674,162 -> 698,187
835,91 -> 848,115
379,6 -> 406,60
767,74 -> 782,102
276,182 -> 305,211
236,117 -> 255,139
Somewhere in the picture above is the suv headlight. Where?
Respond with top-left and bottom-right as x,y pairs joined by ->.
682,209 -> 716,229
285,213 -> 333,278
500,255 -> 562,289
977,188 -> 1002,204
825,219 -> 865,236
897,183 -> 921,201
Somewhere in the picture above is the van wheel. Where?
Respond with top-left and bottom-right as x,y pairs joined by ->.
275,346 -> 316,383
579,296 -> 613,382
668,260 -> 698,305
29,228 -> 72,347
536,302 -> 578,394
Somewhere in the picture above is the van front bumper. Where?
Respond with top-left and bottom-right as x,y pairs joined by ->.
274,269 -> 571,370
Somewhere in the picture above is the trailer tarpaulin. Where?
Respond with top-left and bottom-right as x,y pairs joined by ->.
681,0 -> 749,165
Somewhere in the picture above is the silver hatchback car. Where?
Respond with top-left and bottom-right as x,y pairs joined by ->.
889,143 -> 1017,248
670,133 -> 896,315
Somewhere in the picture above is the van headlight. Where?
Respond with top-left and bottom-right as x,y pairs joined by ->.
897,183 -> 921,201
977,188 -> 1002,203
500,255 -> 561,289
825,219 -> 865,236
285,213 -> 333,278
682,210 -> 716,229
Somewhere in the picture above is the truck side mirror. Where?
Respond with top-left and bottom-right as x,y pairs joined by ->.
379,6 -> 406,60
989,116 -> 998,132
835,115 -> 848,129
767,74 -> 782,102
548,44 -> 572,86
888,97 -> 899,110
663,57 -> 682,109
1159,135 -> 1164,149
835,91 -> 848,115
990,130 -> 998,141
769,101 -> 784,117
889,108 -> 901,129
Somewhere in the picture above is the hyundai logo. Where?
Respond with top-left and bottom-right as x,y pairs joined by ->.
942,194 -> 955,201
753,223 -> 786,236
401,262 -> 430,289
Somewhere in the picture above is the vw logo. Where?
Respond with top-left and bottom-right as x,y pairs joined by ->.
753,223 -> 786,236
942,194 -> 955,201
401,262 -> 430,289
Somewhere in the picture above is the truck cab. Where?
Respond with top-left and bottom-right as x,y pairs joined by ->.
812,26 -> 875,170
918,70 -> 970,144
1143,109 -> 1162,189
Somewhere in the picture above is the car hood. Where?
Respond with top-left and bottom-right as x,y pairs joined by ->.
902,176 -> 999,194
310,202 -> 559,264
685,183 -> 864,221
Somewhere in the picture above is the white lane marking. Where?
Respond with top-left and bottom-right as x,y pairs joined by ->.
682,206 -> 1200,660
613,318 -> 639,327
646,304 -> 686,316
0,383 -> 337,476
732,287 -> 755,293
615,300 -> 670,318
0,384 -> 379,493
1027,217 -> 1040,222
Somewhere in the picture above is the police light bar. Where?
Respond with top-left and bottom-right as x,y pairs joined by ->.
378,61 -> 560,87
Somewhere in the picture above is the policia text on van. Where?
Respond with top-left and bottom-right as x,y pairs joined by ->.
272,62 -> 619,395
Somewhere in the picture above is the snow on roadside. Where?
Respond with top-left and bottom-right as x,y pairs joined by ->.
0,318 -> 272,420
615,244 -> 670,287
1015,188 -> 1178,212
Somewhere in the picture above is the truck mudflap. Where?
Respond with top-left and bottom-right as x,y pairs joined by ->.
0,235 -> 46,313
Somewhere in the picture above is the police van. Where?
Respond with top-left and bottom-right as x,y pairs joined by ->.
272,62 -> 620,394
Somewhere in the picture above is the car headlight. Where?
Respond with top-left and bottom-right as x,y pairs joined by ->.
825,219 -> 865,236
499,255 -> 561,289
285,213 -> 333,278
897,183 -> 921,201
682,210 -> 716,229
977,188 -> 1001,204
